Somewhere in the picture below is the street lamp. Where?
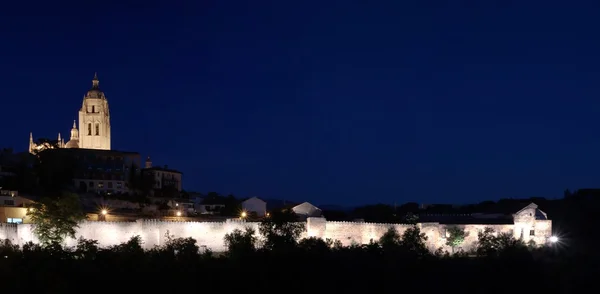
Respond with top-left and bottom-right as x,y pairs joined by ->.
176,211 -> 182,217
549,236 -> 559,243
99,208 -> 108,221
240,211 -> 247,219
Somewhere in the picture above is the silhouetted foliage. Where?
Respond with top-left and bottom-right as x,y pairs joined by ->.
259,209 -> 305,252
379,226 -> 402,250
156,231 -> 200,261
400,225 -> 430,257
74,238 -> 99,260
476,227 -> 528,258
223,227 -> 257,258
298,237 -> 331,254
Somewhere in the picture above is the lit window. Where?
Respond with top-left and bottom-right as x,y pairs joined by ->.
7,218 -> 23,224
98,182 -> 104,189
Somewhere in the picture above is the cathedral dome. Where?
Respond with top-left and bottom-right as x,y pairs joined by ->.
85,73 -> 106,99
65,120 -> 79,148
86,89 -> 105,99
65,140 -> 79,148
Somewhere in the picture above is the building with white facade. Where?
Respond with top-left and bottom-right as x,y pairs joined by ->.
241,197 -> 267,217
292,202 -> 322,218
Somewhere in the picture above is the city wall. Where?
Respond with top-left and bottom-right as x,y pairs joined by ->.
0,217 -> 552,252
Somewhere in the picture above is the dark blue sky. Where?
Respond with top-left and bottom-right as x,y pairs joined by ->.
2,1 -> 600,206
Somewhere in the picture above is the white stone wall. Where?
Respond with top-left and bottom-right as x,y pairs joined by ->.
0,223 -> 20,244
0,218 -> 552,252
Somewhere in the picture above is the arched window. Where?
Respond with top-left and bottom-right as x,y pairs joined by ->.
95,123 -> 100,136
87,123 -> 92,135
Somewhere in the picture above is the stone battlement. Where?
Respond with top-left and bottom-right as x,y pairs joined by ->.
0,213 -> 552,253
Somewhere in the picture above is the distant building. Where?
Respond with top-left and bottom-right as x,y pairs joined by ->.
292,202 -> 322,218
195,203 -> 225,215
141,157 -> 183,194
38,148 -> 141,195
0,190 -> 36,224
241,197 -> 267,216
158,198 -> 196,216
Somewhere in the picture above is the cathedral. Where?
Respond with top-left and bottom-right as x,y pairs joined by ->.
29,73 -> 111,154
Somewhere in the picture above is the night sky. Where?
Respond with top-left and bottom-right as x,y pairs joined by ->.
2,1 -> 600,206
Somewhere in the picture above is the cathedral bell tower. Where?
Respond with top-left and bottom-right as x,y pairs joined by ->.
78,73 -> 111,150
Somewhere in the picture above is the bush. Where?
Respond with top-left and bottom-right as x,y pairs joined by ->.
477,227 -> 529,258
258,209 -> 305,252
224,227 -> 257,258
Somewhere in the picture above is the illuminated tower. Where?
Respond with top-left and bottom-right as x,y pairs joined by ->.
78,73 -> 111,150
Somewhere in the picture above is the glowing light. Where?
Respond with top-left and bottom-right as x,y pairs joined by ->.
240,211 -> 247,218
101,209 -> 108,215
176,211 -> 182,217
266,212 -> 270,217
549,236 -> 558,243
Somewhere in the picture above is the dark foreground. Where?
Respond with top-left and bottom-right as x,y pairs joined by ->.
0,242 -> 594,294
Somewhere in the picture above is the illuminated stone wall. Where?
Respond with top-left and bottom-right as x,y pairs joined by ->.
0,223 -> 20,243
1,219 -> 260,252
0,217 -> 551,253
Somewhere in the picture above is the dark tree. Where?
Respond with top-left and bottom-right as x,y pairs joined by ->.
259,209 -> 305,252
223,227 -> 257,258
400,225 -> 429,257
379,226 -> 402,249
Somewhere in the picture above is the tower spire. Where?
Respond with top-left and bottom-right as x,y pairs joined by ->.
92,72 -> 99,89
70,120 -> 79,141
29,132 -> 34,154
